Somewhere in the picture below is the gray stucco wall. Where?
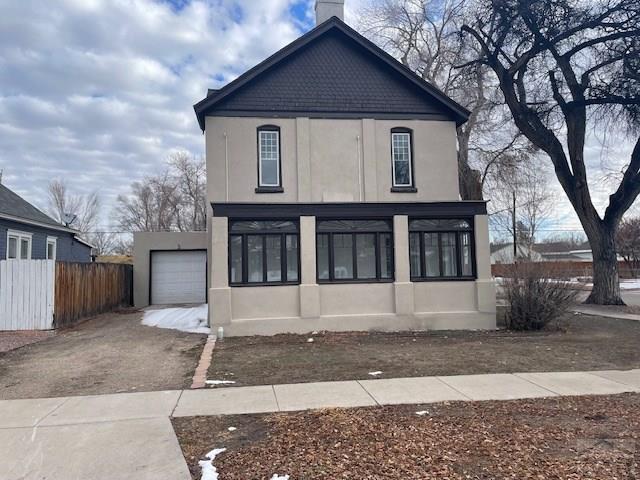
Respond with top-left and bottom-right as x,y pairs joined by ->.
0,219 -> 92,262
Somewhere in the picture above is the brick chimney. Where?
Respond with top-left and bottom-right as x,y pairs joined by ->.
315,0 -> 344,24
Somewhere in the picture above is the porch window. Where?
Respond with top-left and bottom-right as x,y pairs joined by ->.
7,230 -> 32,260
229,220 -> 299,286
409,219 -> 475,280
316,220 -> 394,283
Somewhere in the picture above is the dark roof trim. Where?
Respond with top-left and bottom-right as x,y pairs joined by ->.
207,110 -> 451,121
195,17 -> 470,130
212,202 -> 487,219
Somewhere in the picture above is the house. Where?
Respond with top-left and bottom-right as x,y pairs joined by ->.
133,0 -> 496,335
535,241 -> 594,262
0,183 -> 92,262
490,243 -> 543,264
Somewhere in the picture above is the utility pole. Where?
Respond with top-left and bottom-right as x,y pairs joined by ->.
512,190 -> 517,261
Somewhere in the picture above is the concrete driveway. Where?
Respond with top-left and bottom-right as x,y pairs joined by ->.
0,391 -> 191,480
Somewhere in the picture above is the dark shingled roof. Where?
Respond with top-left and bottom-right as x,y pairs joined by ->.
195,17 -> 469,130
0,183 -> 65,228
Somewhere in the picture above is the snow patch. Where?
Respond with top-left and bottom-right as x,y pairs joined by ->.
199,448 -> 226,480
415,410 -> 429,416
142,304 -> 210,334
206,380 -> 236,386
621,279 -> 640,290
368,371 -> 383,376
307,338 -> 314,343
227,427 -> 237,432
270,476 -> 290,480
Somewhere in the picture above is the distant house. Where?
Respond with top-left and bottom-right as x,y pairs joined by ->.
0,183 -> 92,262
490,243 -> 543,264
490,241 -> 595,264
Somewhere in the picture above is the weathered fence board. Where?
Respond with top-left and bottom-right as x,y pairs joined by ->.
54,262 -> 132,328
0,260 -> 54,331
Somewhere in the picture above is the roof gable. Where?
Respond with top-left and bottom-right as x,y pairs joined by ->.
0,183 -> 68,230
195,18 -> 469,129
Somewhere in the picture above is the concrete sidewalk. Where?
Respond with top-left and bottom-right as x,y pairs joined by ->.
2,370 -> 640,480
572,304 -> 640,322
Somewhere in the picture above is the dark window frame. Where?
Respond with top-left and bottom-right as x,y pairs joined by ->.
228,219 -> 300,287
255,125 -> 284,193
316,219 -> 395,284
390,127 -> 417,193
409,218 -> 476,282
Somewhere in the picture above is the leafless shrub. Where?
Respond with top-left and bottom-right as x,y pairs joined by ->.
503,262 -> 578,331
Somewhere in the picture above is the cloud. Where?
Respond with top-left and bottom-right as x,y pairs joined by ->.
0,0 -> 307,227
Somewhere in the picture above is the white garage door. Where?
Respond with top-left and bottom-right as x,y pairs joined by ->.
151,251 -> 207,305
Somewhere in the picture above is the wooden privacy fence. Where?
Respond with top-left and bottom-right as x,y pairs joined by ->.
0,260 -> 55,330
54,262 -> 133,328
0,260 -> 132,331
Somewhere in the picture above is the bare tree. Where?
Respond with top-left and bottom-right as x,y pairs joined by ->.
48,180 -> 100,234
169,152 -> 207,232
489,154 -> 554,252
358,0 -> 526,199
115,153 -> 206,233
463,0 -> 640,304
616,216 -> 640,277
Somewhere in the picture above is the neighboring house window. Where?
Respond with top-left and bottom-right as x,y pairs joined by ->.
46,237 -> 57,261
6,230 -> 32,260
256,126 -> 282,191
317,220 -> 394,283
391,128 -> 414,190
409,219 -> 475,280
229,220 -> 299,285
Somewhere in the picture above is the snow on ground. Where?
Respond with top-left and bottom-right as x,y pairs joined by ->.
206,380 -> 236,385
199,448 -> 226,480
199,447 -> 289,480
142,304 -> 210,334
368,371 -> 383,376
621,280 -> 640,290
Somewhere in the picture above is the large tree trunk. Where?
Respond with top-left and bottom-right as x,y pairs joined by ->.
456,126 -> 483,201
585,226 -> 624,305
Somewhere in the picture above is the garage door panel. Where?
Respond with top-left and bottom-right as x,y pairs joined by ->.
151,251 -> 206,305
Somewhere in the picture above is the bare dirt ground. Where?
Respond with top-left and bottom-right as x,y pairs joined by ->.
0,331 -> 54,353
208,313 -> 640,386
172,393 -> 640,479
0,309 -> 206,400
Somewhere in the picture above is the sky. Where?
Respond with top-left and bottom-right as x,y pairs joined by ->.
0,0 -> 636,238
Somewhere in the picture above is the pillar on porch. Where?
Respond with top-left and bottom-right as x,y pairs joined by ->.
299,216 -> 320,318
474,214 -> 496,314
393,215 -> 414,315
209,216 -> 232,326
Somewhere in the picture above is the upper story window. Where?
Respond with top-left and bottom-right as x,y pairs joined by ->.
409,219 -> 475,281
7,230 -> 32,260
391,128 -> 415,191
229,220 -> 299,286
256,126 -> 283,193
317,220 -> 394,283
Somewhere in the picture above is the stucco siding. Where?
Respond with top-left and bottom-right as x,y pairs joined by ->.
320,283 -> 395,315
0,219 -> 91,262
413,282 -> 477,313
231,286 -> 300,320
206,117 -> 460,205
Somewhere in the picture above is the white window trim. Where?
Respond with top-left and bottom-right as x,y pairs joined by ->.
7,230 -> 33,260
391,132 -> 413,187
46,236 -> 57,261
258,129 -> 281,187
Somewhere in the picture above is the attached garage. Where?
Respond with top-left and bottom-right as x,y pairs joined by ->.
133,232 -> 209,308
151,250 -> 207,305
